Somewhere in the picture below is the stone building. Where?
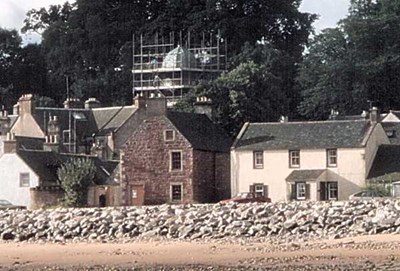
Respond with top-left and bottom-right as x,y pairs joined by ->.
121,97 -> 232,205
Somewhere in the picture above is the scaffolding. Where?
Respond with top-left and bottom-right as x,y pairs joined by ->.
132,31 -> 228,105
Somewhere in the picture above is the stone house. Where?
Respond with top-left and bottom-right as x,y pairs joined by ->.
231,108 -> 390,202
121,97 -> 232,205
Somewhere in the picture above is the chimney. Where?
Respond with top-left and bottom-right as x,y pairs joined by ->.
44,115 -> 61,152
64,98 -> 83,109
43,135 -> 60,152
13,104 -> 19,115
146,92 -> 167,116
18,94 -> 35,115
133,93 -> 146,109
370,107 -> 379,123
329,109 -> 339,120
279,116 -> 289,123
194,96 -> 213,120
0,110 -> 10,136
3,132 -> 17,153
84,98 -> 101,109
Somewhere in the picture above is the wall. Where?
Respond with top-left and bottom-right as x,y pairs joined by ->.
122,116 -> 194,205
192,150 -> 215,203
10,114 -> 45,138
30,186 -> 64,209
215,152 -> 231,200
0,153 -> 40,207
87,185 -> 121,207
231,147 -> 367,202
364,123 -> 390,176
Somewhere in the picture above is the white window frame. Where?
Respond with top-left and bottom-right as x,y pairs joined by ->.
170,150 -> 183,171
19,172 -> 30,187
327,149 -> 337,167
254,184 -> 264,197
170,183 -> 183,202
253,151 -> 264,169
296,182 -> 306,200
327,182 -> 338,200
164,129 -> 175,142
289,150 -> 300,168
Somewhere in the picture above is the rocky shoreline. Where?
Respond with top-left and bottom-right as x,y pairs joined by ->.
2,199 -> 400,243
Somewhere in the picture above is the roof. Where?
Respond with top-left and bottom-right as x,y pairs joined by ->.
92,106 -> 137,135
162,46 -> 198,69
59,154 -> 119,185
18,150 -> 61,182
35,105 -> 137,138
17,150 -> 119,185
167,111 -> 232,152
35,108 -> 97,139
382,122 -> 400,145
16,136 -> 44,150
367,145 -> 400,181
286,169 -> 327,182
234,120 -> 372,150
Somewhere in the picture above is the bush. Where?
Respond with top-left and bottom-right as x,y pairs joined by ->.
57,157 -> 96,207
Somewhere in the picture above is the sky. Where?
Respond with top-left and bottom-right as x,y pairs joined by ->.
0,0 -> 350,45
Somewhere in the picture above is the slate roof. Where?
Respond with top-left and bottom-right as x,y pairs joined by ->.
18,150 -> 61,182
35,106 -> 137,138
286,170 -> 327,182
92,106 -> 137,135
382,122 -> 400,145
35,108 -> 97,139
17,150 -> 119,185
234,120 -> 372,150
367,145 -> 400,181
16,136 -> 44,150
167,111 -> 232,152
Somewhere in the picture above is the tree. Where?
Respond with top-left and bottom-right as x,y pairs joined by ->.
57,157 -> 96,207
298,0 -> 400,119
21,0 -> 315,107
175,43 -> 291,136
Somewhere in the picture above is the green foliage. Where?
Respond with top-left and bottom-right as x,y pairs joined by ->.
0,28 -> 49,110
57,158 -> 96,207
174,43 -> 296,136
298,0 -> 400,119
19,0 -> 315,110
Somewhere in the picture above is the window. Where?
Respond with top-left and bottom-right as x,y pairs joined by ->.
171,184 -> 182,201
327,149 -> 337,167
170,151 -> 182,171
296,182 -> 306,200
289,150 -> 300,168
164,130 -> 175,141
19,173 -> 30,187
255,184 -> 265,197
63,130 -> 71,144
320,182 -> 338,200
253,151 -> 264,169
327,182 -> 338,200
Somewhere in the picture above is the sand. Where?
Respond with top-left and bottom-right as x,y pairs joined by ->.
2,235 -> 400,270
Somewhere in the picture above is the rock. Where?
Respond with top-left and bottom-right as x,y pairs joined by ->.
1,231 -> 15,240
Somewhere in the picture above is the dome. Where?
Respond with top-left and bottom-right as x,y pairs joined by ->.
162,46 -> 198,69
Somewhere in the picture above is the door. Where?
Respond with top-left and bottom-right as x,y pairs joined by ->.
130,185 -> 145,206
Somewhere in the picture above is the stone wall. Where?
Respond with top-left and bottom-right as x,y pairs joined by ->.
215,152 -> 231,200
193,150 -> 216,203
122,116 -> 194,205
30,186 -> 64,209
3,199 -> 400,242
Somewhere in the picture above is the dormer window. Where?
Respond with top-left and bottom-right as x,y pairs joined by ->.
164,130 -> 175,141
